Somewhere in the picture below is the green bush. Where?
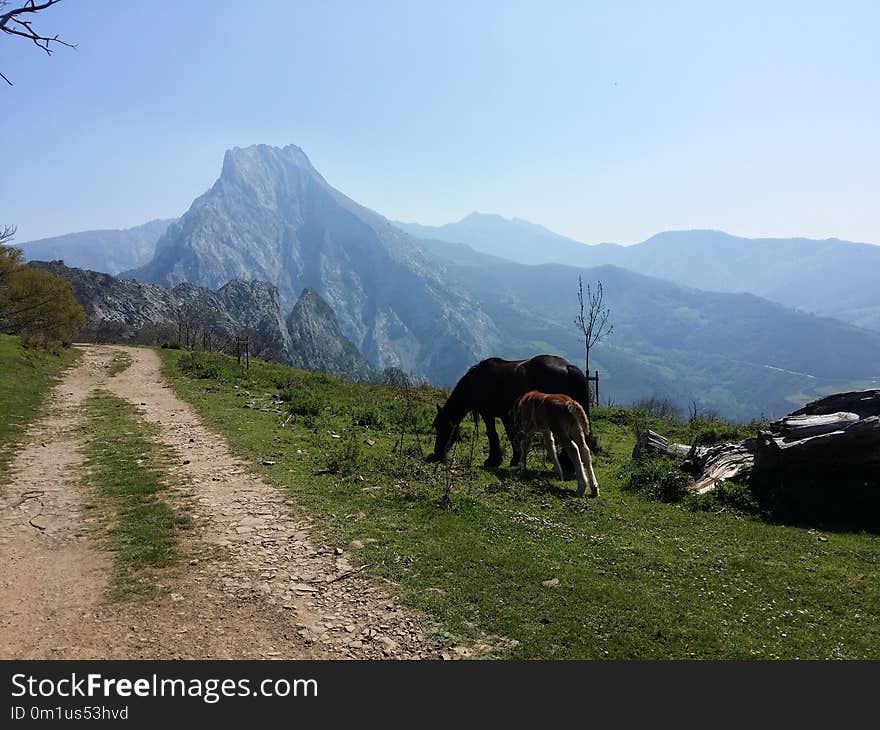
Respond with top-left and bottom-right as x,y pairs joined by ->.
688,418 -> 750,446
622,456 -> 693,502
285,388 -> 323,418
683,479 -> 758,515
596,406 -> 635,426
353,406 -> 384,429
161,341 -> 183,350
177,352 -> 227,380
271,371 -> 299,390
321,431 -> 362,477
714,480 -> 758,512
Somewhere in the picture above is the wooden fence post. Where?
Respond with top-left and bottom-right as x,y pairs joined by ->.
585,370 -> 600,408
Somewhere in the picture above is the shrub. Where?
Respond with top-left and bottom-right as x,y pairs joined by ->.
688,418 -> 750,447
177,352 -> 227,380
285,389 -> 323,418
271,371 -> 299,390
713,480 -> 759,512
353,406 -> 384,429
161,341 -> 183,350
321,431 -> 362,477
683,479 -> 758,514
622,456 -> 693,502
595,406 -> 635,426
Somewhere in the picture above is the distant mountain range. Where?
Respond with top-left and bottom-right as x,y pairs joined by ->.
16,219 -> 174,275
395,213 -> 621,267
13,145 -> 880,418
396,214 -> 880,331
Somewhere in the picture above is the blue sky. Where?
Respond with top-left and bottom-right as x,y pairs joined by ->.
2,0 -> 878,244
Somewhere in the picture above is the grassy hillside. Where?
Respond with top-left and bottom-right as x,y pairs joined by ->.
160,349 -> 880,659
0,334 -> 80,474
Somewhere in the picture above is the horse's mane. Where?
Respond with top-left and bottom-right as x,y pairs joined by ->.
441,364 -> 478,423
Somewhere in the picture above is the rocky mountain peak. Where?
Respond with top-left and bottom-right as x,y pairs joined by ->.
220,144 -> 318,181
292,287 -> 333,315
286,288 -> 374,381
129,143 -> 497,384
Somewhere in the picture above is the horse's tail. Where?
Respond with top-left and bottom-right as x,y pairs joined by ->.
564,398 -> 590,437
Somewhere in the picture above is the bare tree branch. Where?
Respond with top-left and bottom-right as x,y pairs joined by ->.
0,224 -> 16,245
1,0 -> 73,86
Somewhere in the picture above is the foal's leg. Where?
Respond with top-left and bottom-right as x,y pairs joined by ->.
579,435 -> 600,497
483,413 -> 503,468
564,439 -> 590,497
544,431 -> 563,479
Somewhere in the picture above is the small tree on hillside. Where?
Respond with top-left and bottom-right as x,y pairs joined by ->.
0,245 -> 85,350
1,0 -> 74,85
574,276 -> 613,419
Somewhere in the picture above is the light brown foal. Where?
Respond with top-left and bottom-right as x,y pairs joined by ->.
513,390 -> 599,497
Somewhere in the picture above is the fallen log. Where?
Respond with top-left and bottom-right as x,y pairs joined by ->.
632,429 -> 694,460
756,389 -> 880,471
683,439 -> 757,494
631,388 -> 880,494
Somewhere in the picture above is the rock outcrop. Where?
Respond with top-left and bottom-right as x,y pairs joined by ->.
286,288 -> 374,380
30,261 -> 372,378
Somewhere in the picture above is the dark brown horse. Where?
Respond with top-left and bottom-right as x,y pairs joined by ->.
428,355 -> 591,467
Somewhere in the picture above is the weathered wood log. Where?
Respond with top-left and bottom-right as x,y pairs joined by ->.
630,389 -> 880,494
757,417 -> 880,470
683,439 -> 757,494
785,389 -> 880,418
771,411 -> 860,439
756,389 -> 880,471
632,429 -> 694,460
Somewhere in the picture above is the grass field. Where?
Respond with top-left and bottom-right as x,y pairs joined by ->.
82,390 -> 191,598
0,333 -> 80,475
159,349 -> 880,659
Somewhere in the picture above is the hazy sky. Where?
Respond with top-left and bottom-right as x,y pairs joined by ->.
2,1 -> 878,244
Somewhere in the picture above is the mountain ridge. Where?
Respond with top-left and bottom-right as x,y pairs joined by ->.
398,216 -> 880,330
12,219 -> 175,275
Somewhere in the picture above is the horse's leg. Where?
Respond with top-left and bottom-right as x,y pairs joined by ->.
483,413 -> 503,468
544,431 -> 563,479
579,435 -> 600,497
518,433 -> 530,470
565,439 -> 589,497
502,415 -> 520,467
556,441 -> 575,474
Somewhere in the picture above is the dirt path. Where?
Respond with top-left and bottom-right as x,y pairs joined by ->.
0,345 -> 442,659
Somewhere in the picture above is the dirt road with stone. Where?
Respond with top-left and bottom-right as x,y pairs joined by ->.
0,345 -> 444,659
